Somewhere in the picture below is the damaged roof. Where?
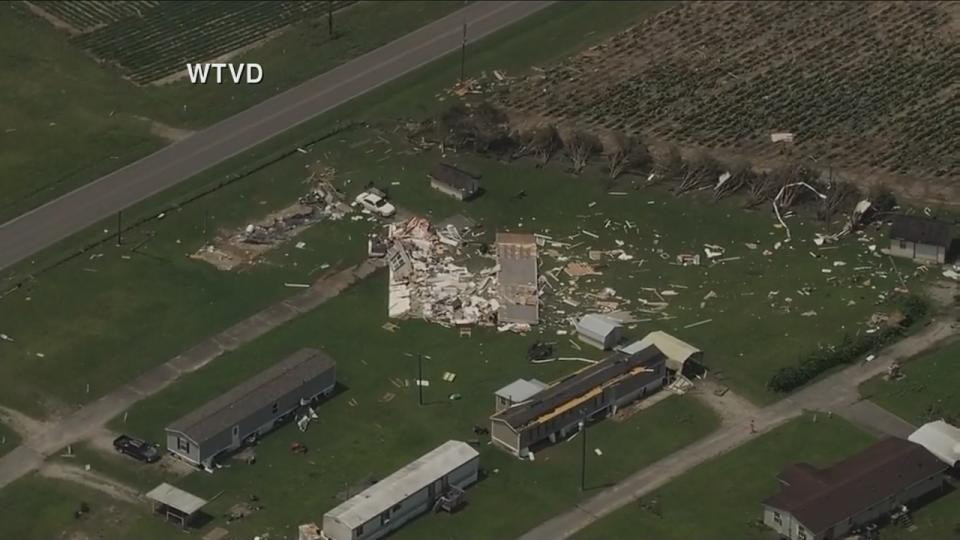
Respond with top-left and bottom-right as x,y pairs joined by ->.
491,346 -> 666,431
890,215 -> 953,247
167,348 -> 335,444
763,437 -> 947,535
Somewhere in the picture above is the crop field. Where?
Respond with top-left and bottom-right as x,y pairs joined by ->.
29,1 -> 160,32
493,1 -> 960,202
34,0 -> 355,84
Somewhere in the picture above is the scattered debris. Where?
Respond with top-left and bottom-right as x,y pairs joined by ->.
683,319 -> 713,329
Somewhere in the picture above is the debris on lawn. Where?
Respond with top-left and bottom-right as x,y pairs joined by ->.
386,216 -> 499,327
192,167 -> 350,270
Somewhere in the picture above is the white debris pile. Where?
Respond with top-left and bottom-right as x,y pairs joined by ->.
387,217 -> 499,326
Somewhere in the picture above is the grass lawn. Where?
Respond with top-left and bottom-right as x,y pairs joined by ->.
0,1 -> 461,221
0,474 -> 172,540
859,339 -> 960,425
0,422 -> 19,458
573,414 -> 878,540
0,1 -> 682,418
91,272 -> 720,540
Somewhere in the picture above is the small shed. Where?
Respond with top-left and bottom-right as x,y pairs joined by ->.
621,331 -> 705,377
494,378 -> 548,412
146,483 -> 208,529
429,163 -> 481,201
889,215 -> 953,264
575,314 -> 623,350
909,420 -> 960,468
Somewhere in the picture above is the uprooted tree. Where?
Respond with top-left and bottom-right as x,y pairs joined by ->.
514,123 -> 561,166
559,127 -> 600,174
601,131 -> 651,179
745,172 -> 778,208
434,101 -> 515,157
675,150 -> 721,195
655,145 -> 685,184
713,157 -> 753,201
817,181 -> 862,222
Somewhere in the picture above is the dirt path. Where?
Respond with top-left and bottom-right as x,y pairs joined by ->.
0,405 -> 53,440
690,380 -> 760,425
39,462 -> 141,504
0,258 -> 384,490
518,318 -> 960,540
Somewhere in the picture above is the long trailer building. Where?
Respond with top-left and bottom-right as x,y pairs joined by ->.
322,440 -> 480,540
166,348 -> 336,470
490,345 -> 667,458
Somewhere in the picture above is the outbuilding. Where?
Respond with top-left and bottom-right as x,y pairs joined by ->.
888,215 -> 953,264
146,483 -> 208,529
619,331 -> 705,378
575,314 -> 623,350
165,348 -> 336,470
494,378 -> 548,412
429,163 -> 481,201
908,420 -> 960,468
322,440 -> 480,540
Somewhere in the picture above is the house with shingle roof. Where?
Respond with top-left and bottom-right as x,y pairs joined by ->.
762,437 -> 947,540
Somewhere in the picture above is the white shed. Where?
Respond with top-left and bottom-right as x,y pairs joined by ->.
575,314 -> 623,350
620,331 -> 705,376
494,378 -> 548,412
909,420 -> 960,467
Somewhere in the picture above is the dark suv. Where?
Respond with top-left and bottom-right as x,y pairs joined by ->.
113,435 -> 161,463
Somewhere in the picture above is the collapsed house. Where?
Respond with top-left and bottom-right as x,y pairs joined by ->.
386,217 -> 499,326
619,331 -> 706,379
887,215 -> 953,264
429,163 -> 482,201
496,233 -> 539,326
490,345 -> 667,458
762,437 -> 947,540
165,348 -> 336,470
322,440 -> 480,540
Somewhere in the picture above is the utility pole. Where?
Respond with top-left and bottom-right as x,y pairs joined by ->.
417,353 -> 424,406
459,21 -> 467,83
579,414 -> 588,491
328,0 -> 334,38
116,211 -> 123,246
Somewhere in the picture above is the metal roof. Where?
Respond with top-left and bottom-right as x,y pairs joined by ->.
909,420 -> 960,467
622,331 -> 700,371
166,348 -> 335,444
325,441 -> 478,529
496,233 -> 539,324
145,483 -> 208,515
576,314 -> 621,339
763,437 -> 947,535
890,215 -> 953,247
495,378 -> 547,403
491,346 -> 666,431
429,163 -> 480,194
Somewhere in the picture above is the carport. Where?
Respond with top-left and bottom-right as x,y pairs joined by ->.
146,482 -> 208,529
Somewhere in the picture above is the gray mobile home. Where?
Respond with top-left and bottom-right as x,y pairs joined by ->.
165,348 -> 336,470
322,440 -> 480,540
490,346 -> 667,458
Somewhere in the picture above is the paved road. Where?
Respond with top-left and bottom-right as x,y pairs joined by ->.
0,260 -> 382,489
518,319 -> 958,540
0,1 -> 553,271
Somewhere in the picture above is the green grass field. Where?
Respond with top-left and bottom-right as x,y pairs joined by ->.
0,1 -> 683,417
859,339 -> 960,425
47,274 -> 721,540
0,1 -> 461,221
573,414 -> 878,540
